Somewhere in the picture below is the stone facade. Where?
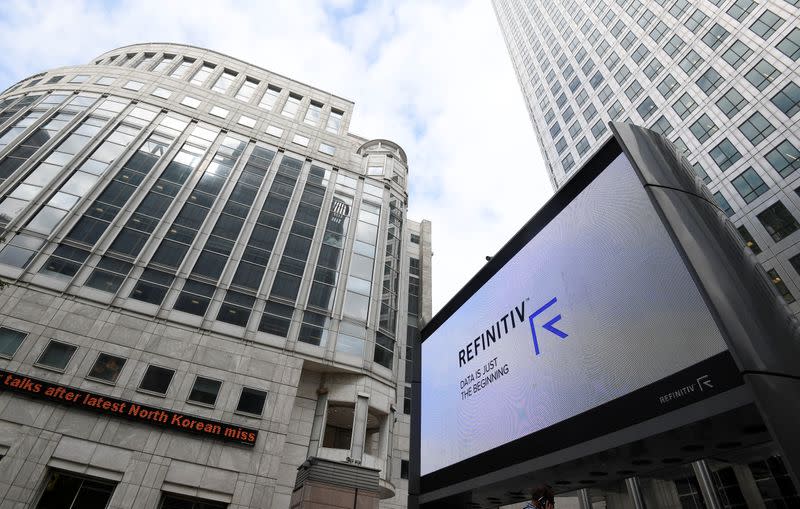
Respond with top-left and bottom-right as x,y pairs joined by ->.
0,43 -> 430,508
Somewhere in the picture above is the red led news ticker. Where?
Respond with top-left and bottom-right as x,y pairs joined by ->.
0,369 -> 257,446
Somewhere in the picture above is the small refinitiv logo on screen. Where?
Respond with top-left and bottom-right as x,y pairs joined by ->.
528,297 -> 568,356
456,297 -> 569,368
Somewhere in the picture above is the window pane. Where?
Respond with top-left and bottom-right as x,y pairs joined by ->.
139,365 -> 174,394
757,201 -> 800,242
188,376 -> 221,405
87,353 -> 126,383
37,340 -> 77,370
0,327 -> 26,357
237,387 -> 267,415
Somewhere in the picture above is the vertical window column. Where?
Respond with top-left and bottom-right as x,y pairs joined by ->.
341,186 -> 381,324
0,94 -> 97,186
148,135 -> 247,271
0,93 -> 66,152
374,196 -> 403,369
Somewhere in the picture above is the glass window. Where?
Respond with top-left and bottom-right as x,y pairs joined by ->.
259,85 -> 281,110
777,28 -> 800,61
292,133 -> 309,147
765,140 -> 800,177
87,353 -> 126,383
664,34 -> 685,57
644,58 -> 664,80
625,80 -> 643,100
123,80 -> 143,91
716,88 -> 748,118
282,93 -> 302,118
327,108 -> 344,133
750,10 -> 785,39
189,63 -> 215,86
151,54 -> 174,73
258,300 -> 294,337
722,40 -> 754,69
732,167 -> 769,203
323,403 -> 354,449
217,291 -> 255,327
739,112 -> 775,145
35,471 -> 116,509
69,75 -> 89,83
650,20 -> 669,43
672,92 -> 697,119
771,82 -> 800,117
174,279 -> 215,316
304,101 -> 323,126
181,96 -> 201,109
693,162 -> 712,184
757,201 -> 800,242
138,365 -> 174,394
235,78 -> 259,102
170,58 -> 194,78
657,74 -> 680,99
668,0 -> 689,18
95,76 -> 115,86
709,138 -> 743,171
767,268 -> 795,304
652,115 -> 673,136
727,0 -> 756,21
737,225 -> 761,254
690,114 -> 719,143
702,23 -> 730,50
590,71 -> 604,89
679,50 -> 704,76
237,387 -> 267,415
713,191 -> 735,217
0,327 -> 26,358
265,125 -> 283,138
130,269 -> 174,305
211,70 -> 237,94
319,142 -> 335,156
36,340 -> 77,371
158,494 -> 226,509
188,376 -> 222,406
685,9 -> 709,33
631,44 -> 649,65
151,87 -> 171,99
591,120 -> 607,139
614,65 -> 631,85
745,60 -> 780,91
638,8 -> 654,29
697,67 -> 723,95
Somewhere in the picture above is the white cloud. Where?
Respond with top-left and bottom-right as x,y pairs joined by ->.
0,0 -> 553,313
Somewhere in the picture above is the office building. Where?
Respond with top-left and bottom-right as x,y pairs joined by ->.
0,43 -> 430,509
492,1 -> 799,507
493,0 -> 800,314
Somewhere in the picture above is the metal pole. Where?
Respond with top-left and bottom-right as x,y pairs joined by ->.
624,476 -> 646,509
692,460 -> 723,509
577,488 -> 592,509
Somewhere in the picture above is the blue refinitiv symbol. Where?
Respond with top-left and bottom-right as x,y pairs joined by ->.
528,297 -> 568,355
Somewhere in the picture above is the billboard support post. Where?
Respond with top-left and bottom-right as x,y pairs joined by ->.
577,488 -> 592,509
624,477 -> 646,509
692,460 -> 723,509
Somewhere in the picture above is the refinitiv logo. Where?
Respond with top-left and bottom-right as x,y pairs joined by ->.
456,297 -> 568,368
528,297 -> 568,356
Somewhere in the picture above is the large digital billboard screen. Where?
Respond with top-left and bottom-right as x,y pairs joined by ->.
420,150 -> 736,479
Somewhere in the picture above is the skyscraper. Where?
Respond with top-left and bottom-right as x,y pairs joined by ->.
0,43 -> 429,509
494,0 -> 800,312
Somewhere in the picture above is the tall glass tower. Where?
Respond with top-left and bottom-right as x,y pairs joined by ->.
0,43 -> 429,509
493,2 -> 800,507
494,0 -> 800,313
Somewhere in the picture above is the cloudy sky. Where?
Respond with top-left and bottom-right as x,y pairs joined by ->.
0,0 -> 553,312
